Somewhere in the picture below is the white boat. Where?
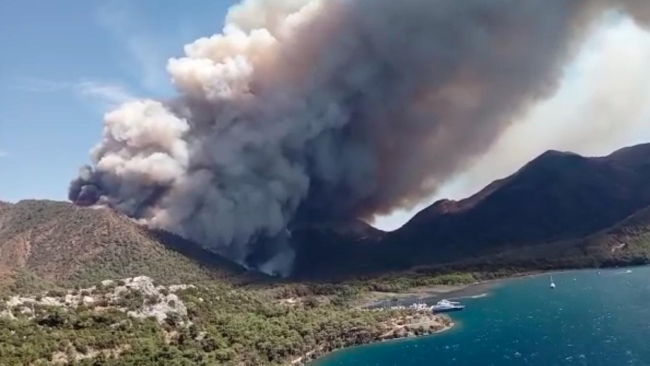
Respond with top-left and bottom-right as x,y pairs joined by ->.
550,276 -> 556,289
431,299 -> 465,313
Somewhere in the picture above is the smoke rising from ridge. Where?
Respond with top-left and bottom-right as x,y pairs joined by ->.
70,0 -> 650,274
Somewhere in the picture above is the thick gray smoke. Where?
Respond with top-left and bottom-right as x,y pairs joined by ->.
70,0 -> 650,275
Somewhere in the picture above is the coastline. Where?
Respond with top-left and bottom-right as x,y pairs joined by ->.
357,269 -> 567,309
356,278 -> 500,309
298,265 -> 650,366
295,317 -> 455,366
298,269 -> 574,366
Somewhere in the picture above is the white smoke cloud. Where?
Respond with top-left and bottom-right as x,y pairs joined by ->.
71,0 -> 650,272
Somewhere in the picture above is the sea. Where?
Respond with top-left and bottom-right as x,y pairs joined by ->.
311,267 -> 650,366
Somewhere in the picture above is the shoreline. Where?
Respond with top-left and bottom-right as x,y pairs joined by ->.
296,317 -> 455,366
304,266 -> 647,365
356,278 -> 501,309
299,270 -> 562,366
357,269 -> 576,309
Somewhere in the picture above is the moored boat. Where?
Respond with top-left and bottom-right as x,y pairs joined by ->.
431,299 -> 465,313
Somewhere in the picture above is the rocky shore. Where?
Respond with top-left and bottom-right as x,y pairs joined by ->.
292,311 -> 453,365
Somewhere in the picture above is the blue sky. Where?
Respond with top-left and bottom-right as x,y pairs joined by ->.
0,0 -> 237,203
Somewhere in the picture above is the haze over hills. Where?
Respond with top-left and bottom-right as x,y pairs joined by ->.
291,143 -> 650,278
2,144 -> 650,284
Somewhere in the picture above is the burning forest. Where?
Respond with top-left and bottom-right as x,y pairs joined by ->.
69,0 -> 650,275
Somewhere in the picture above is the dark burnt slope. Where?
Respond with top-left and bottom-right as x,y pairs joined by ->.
291,143 -> 650,278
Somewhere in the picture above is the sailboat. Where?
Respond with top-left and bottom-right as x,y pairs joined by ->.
550,275 -> 556,289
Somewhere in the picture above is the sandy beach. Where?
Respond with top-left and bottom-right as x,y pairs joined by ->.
357,282 -> 487,308
356,274 -> 538,309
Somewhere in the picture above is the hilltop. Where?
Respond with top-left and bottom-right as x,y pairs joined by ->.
0,200 -> 247,292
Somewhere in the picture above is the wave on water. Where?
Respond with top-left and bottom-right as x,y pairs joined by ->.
613,269 -> 634,275
452,293 -> 489,300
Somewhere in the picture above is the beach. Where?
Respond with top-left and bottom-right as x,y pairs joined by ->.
357,279 -> 502,309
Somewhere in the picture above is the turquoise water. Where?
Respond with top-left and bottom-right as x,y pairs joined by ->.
313,267 -> 650,366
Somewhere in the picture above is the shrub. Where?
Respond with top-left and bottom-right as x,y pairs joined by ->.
47,290 -> 66,298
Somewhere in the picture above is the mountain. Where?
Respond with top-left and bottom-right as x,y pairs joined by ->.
291,143 -> 650,278
3,144 -> 650,284
0,200 -> 248,291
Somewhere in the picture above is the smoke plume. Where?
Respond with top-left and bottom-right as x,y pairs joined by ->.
70,0 -> 650,274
